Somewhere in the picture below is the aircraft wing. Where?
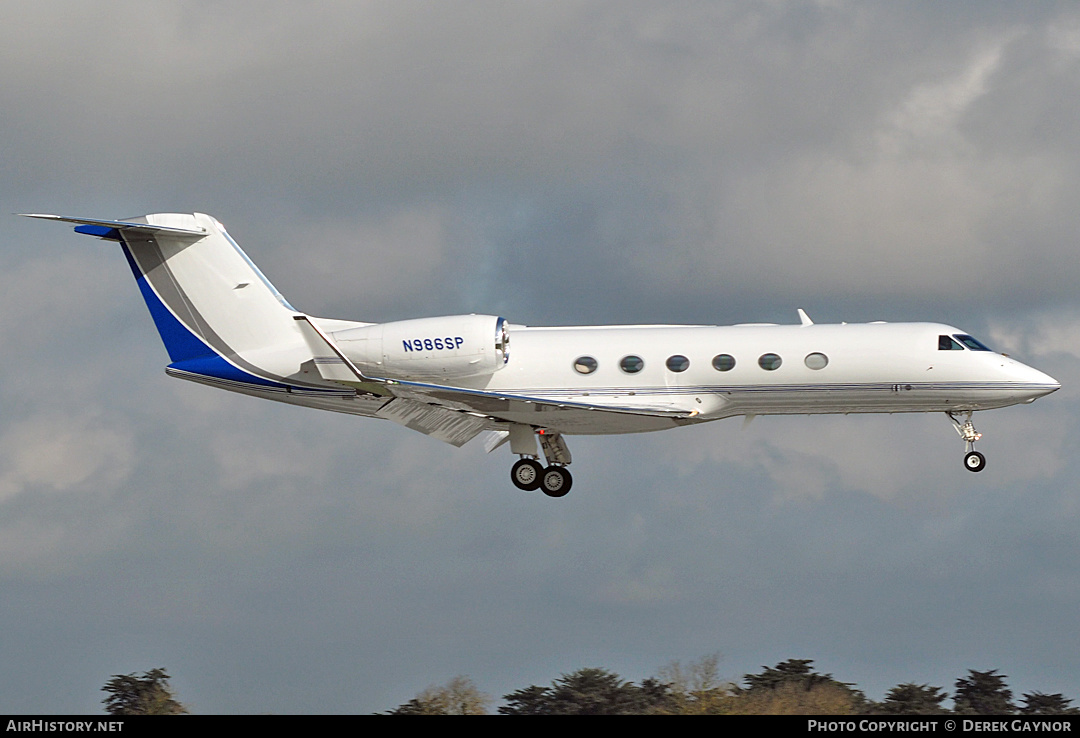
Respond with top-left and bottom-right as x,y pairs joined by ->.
384,379 -> 696,418
376,379 -> 697,442
294,313 -> 698,444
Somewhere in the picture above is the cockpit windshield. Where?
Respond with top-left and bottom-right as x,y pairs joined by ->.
954,334 -> 992,351
938,334 -> 994,351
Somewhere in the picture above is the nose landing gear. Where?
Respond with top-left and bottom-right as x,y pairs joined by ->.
948,411 -> 985,472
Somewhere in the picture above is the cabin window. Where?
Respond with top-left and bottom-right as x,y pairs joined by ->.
573,356 -> 598,374
804,352 -> 828,370
954,334 -> 992,351
939,335 -> 964,351
712,354 -> 736,372
758,353 -> 782,371
620,355 -> 645,374
666,355 -> 690,372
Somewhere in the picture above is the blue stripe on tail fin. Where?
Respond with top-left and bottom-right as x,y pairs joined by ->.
118,241 -> 217,364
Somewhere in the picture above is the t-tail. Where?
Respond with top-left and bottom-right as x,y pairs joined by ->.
21,213 -> 333,393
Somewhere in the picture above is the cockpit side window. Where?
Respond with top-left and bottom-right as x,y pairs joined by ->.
939,335 -> 964,351
953,334 -> 992,351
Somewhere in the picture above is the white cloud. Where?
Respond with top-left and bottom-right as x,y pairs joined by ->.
989,311 -> 1080,363
879,37 -> 1012,156
0,412 -> 134,503
0,411 -> 135,575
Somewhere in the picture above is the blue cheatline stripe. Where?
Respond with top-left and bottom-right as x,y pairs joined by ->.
167,355 -> 283,388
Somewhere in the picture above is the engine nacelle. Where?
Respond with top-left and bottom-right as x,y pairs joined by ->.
331,315 -> 510,381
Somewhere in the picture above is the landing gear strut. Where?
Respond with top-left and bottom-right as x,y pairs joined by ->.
948,411 -> 985,472
507,426 -> 573,496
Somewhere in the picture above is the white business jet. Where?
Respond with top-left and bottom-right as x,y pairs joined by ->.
24,212 -> 1060,497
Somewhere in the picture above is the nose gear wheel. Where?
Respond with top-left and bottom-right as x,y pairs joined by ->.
948,412 -> 986,473
964,451 -> 986,472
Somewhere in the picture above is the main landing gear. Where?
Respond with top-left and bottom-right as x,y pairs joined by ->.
511,459 -> 573,497
948,411 -> 986,472
508,426 -> 573,497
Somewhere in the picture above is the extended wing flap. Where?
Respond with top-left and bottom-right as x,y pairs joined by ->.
375,398 -> 494,447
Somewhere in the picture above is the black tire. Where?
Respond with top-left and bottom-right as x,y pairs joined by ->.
511,459 -> 544,491
540,466 -> 573,497
964,451 -> 986,472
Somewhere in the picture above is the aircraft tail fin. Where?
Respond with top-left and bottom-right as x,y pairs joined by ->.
25,213 -> 303,384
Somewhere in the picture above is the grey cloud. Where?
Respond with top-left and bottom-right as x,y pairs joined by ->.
2,0 -> 1079,714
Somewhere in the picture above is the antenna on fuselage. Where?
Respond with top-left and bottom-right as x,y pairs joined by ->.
797,308 -> 813,326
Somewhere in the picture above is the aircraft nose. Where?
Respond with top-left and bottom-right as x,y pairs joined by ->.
1012,361 -> 1060,401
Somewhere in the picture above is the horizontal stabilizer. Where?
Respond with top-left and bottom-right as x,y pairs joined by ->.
20,214 -> 207,240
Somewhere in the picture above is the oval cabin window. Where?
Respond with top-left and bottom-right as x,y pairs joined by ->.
758,353 -> 782,371
666,355 -> 690,372
712,354 -> 736,372
573,356 -> 598,374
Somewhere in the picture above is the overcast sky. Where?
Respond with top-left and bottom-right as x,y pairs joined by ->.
2,1 -> 1080,714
